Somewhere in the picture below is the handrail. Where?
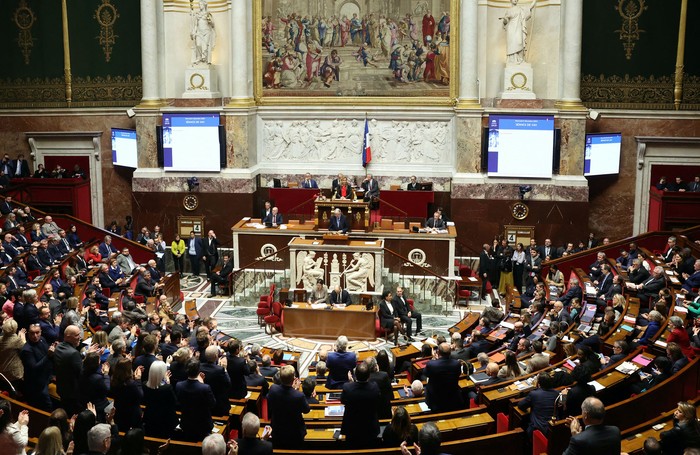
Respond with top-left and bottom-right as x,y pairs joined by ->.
375,196 -> 407,218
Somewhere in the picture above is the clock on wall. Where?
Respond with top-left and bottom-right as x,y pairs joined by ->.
183,194 -> 199,211
511,202 -> 529,220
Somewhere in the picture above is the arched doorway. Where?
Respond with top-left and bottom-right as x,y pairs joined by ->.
338,0 -> 360,19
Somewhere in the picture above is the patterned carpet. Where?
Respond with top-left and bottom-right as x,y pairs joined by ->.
177,274 -> 478,376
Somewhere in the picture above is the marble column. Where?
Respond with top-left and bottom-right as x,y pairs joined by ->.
138,0 -> 163,107
556,0 -> 584,109
456,0 -> 480,109
228,0 -> 255,108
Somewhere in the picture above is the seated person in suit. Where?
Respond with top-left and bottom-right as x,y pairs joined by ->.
660,401 -> 700,454
301,173 -> 319,189
563,397 -> 621,454
263,206 -> 283,227
425,211 -> 445,230
628,258 -> 650,284
331,173 -> 344,193
308,279 -> 329,305
328,208 -> 350,234
588,252 -> 607,281
518,371 -> 560,437
330,285 -> 352,305
333,176 -> 354,200
361,174 -> 379,203
209,254 -> 233,297
407,175 -> 419,191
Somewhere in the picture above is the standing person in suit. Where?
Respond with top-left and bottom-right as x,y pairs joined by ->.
393,286 -> 422,339
225,340 -> 250,400
424,343 -> 463,413
563,397 -> 621,454
186,231 -> 203,276
202,230 -> 219,277
301,173 -> 318,189
11,154 -> 30,178
267,365 -> 310,449
143,361 -> 178,439
0,196 -> 14,216
365,357 -> 393,420
333,176 -> 354,200
328,208 -> 350,233
261,200 -> 272,220
479,243 -> 498,296
326,335 -> 357,389
263,207 -> 283,227
340,361 -> 381,448
20,323 -> 53,411
209,254 -> 233,297
525,248 -> 542,286
53,324 -> 83,415
329,285 -> 352,305
175,359 -> 216,442
517,371 -> 560,437
378,291 -> 404,346
540,238 -> 558,261
200,346 -> 232,417
233,412 -> 273,455
361,174 -> 379,208
407,175 -> 420,191
632,266 -> 667,308
587,232 -> 599,250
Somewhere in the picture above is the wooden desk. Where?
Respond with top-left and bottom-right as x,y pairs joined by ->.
315,199 -> 369,231
283,302 -> 377,340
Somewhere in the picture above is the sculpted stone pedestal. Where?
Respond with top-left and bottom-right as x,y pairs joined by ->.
501,63 -> 536,100
182,66 -> 220,98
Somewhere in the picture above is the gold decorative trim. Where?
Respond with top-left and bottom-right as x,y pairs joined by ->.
13,0 -> 36,65
253,0 -> 459,106
615,0 -> 647,60
509,72 -> 528,90
581,73 -> 700,110
189,73 -> 206,90
94,0 -> 119,62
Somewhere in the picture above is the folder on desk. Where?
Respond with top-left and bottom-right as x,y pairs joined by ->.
469,372 -> 490,383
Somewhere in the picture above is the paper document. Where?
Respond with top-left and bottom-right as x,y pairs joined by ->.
587,380 -> 605,392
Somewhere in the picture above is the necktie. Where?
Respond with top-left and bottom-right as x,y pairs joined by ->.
64,239 -> 69,250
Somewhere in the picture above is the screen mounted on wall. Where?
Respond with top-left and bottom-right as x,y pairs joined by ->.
111,128 -> 138,169
161,113 -> 223,172
487,114 -> 555,178
584,133 -> 622,177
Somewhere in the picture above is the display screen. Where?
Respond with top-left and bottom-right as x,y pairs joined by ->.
111,128 -> 138,169
584,133 -> 622,177
161,113 -> 222,172
487,114 -> 555,178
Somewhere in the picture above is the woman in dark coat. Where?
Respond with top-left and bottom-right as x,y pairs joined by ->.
110,358 -> 144,432
142,360 -> 178,439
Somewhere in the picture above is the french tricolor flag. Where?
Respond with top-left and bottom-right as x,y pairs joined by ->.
362,118 -> 372,168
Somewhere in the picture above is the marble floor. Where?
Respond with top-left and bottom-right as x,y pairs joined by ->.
177,274 -> 482,376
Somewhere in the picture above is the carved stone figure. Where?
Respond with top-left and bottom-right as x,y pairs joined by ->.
501,0 -> 537,64
296,250 -> 325,289
344,252 -> 375,292
191,0 -> 216,65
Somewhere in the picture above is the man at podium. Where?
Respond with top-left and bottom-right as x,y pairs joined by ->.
328,208 -> 350,234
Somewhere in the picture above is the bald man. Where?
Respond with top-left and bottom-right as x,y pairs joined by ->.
53,324 -> 83,415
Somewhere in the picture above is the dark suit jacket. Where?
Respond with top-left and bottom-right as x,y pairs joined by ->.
263,213 -> 283,225
301,179 -> 318,189
328,214 -> 350,233
341,380 -> 381,446
628,265 -> 650,284
517,388 -> 560,434
226,354 -> 250,399
11,159 -> 30,178
143,384 -> 178,439
424,356 -> 463,412
638,276 -> 666,299
267,384 -> 310,447
661,420 -> 700,455
407,182 -> 420,191
378,300 -> 398,328
133,353 -> 157,383
53,342 -> 82,410
135,277 -> 156,297
175,378 -> 216,442
596,273 -> 613,298
201,361 -> 232,416
558,285 -> 582,306
392,295 -> 412,318
330,289 -> 352,305
20,339 -> 52,398
326,350 -> 357,390
368,370 -> 393,419
426,217 -> 446,229
563,424 -> 621,455
362,178 -> 379,199
540,245 -> 558,260
236,438 -> 274,455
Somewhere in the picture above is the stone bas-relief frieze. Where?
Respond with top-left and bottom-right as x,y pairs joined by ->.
261,118 -> 452,164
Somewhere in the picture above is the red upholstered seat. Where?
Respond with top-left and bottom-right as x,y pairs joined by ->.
264,301 -> 283,334
256,299 -> 271,326
532,429 -> 548,455
496,412 -> 509,433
